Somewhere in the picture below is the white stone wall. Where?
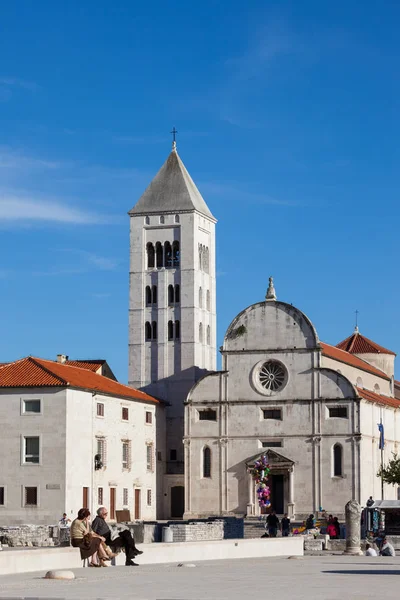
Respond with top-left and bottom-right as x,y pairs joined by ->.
322,356 -> 391,395
0,388 -> 67,525
0,387 -> 157,525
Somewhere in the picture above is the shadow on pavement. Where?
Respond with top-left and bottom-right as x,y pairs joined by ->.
323,570 -> 400,575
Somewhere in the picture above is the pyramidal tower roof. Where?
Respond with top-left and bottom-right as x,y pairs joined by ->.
129,143 -> 216,220
336,330 -> 396,356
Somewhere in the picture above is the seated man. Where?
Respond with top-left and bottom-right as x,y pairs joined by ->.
92,507 -> 143,566
379,537 -> 395,557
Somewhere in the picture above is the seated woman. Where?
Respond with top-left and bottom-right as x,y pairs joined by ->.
70,508 -> 109,567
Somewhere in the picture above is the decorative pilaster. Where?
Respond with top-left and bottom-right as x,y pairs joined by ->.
287,467 -> 295,518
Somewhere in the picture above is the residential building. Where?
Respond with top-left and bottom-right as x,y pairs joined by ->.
0,357 -> 159,525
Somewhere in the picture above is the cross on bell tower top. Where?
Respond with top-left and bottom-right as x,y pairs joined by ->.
170,127 -> 178,151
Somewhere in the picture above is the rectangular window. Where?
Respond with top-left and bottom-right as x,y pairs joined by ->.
199,409 -> 217,421
123,488 -> 129,506
169,449 -> 177,461
0,487 -> 4,506
23,399 -> 41,414
97,403 -> 104,417
157,451 -> 162,462
98,487 -> 103,505
24,436 -> 39,463
96,437 -> 106,467
146,444 -> 153,471
24,486 -> 38,506
145,411 -> 152,424
147,489 -> 152,506
122,440 -> 131,470
261,440 -> 282,448
328,406 -> 348,419
263,409 -> 282,420
122,407 -> 129,421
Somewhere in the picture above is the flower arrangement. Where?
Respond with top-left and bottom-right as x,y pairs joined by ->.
252,454 -> 271,508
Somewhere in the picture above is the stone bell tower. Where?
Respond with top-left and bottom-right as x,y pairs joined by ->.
128,138 -> 217,516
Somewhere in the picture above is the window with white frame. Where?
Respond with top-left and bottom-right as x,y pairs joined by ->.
97,403 -> 104,417
123,488 -> 129,506
145,411 -> 152,424
122,440 -> 131,470
146,444 -> 154,471
24,486 -> 38,506
122,407 -> 129,421
23,436 -> 39,464
147,489 -> 152,506
96,437 -> 107,467
22,399 -> 41,414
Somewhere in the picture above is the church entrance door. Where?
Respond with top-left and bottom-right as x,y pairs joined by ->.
270,474 -> 284,514
171,486 -> 184,518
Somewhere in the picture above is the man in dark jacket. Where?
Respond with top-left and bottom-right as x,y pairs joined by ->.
92,507 -> 143,566
266,511 -> 280,537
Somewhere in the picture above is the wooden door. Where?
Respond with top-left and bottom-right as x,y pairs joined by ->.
134,489 -> 141,520
82,487 -> 89,508
110,488 -> 116,520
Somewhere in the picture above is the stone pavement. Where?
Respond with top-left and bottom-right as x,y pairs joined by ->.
0,555 -> 399,599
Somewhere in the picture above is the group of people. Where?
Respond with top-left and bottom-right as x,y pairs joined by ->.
326,515 -> 341,539
366,537 -> 396,557
70,506 -> 143,567
263,511 -> 291,537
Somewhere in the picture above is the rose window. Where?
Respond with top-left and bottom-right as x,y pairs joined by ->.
259,361 -> 286,391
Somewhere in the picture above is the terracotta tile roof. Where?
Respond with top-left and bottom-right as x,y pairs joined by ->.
0,357 -> 158,403
65,360 -> 105,372
320,342 -> 390,380
336,332 -> 396,356
356,386 -> 400,409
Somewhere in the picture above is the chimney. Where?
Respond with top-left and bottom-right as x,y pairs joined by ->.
57,354 -> 68,364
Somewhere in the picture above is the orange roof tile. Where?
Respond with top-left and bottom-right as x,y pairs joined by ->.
356,386 -> 400,409
320,342 -> 390,380
336,332 -> 396,356
0,357 -> 158,404
65,360 -> 105,372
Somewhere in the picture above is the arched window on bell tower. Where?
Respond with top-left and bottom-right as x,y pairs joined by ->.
145,322 -> 152,341
147,243 -> 155,269
199,322 -> 203,343
168,284 -> 174,305
152,285 -> 157,304
145,286 -> 152,305
152,321 -> 157,340
164,242 -> 172,268
174,284 -> 180,303
156,242 -> 163,268
172,241 -> 180,267
168,320 -> 174,340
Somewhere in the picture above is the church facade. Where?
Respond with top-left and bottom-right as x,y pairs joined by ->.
129,143 -> 400,520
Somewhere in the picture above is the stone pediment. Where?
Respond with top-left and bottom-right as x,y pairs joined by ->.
245,449 -> 294,469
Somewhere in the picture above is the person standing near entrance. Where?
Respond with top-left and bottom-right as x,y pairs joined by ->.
266,511 -> 280,537
281,513 -> 290,537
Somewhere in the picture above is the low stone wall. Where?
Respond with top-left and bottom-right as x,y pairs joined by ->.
167,518 -> 244,543
0,525 -> 60,547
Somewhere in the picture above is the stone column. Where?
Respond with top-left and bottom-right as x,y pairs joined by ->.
247,470 -> 254,516
343,499 -> 363,555
287,468 -> 295,518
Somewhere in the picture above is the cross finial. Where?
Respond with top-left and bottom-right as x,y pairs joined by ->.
265,276 -> 277,301
170,127 -> 178,151
354,309 -> 359,333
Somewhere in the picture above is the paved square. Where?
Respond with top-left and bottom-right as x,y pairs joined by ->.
0,556 -> 399,599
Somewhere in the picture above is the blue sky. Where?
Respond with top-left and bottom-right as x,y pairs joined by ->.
1,1 -> 399,382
